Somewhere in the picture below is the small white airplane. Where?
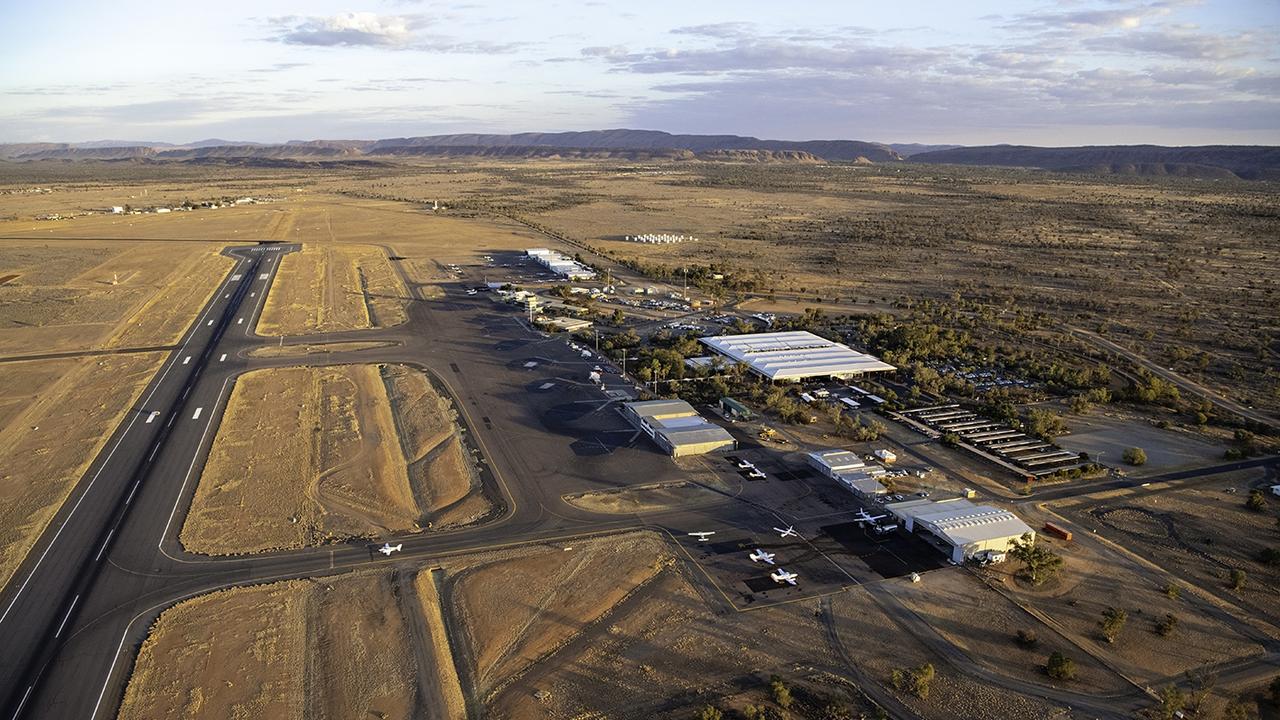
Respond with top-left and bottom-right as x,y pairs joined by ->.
736,459 -> 756,469
747,469 -> 767,479
749,549 -> 776,564
688,531 -> 716,542
770,568 -> 799,586
378,542 -> 403,556
873,524 -> 900,535
774,526 -> 800,539
465,289 -> 478,295
853,509 -> 888,524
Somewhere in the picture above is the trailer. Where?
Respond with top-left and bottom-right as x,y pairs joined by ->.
1043,522 -> 1073,542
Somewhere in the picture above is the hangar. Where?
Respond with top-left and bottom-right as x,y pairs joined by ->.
622,399 -> 736,457
886,498 -> 1034,563
699,331 -> 895,382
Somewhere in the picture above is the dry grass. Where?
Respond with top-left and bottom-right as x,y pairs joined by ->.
257,243 -> 407,335
181,363 -> 483,554
449,533 -> 672,698
118,571 -> 416,720
246,340 -> 397,358
180,364 -> 419,554
380,364 -> 490,527
0,352 -> 164,590
413,570 -> 467,720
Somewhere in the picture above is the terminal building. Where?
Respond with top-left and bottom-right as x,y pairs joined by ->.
526,248 -> 596,280
622,399 -> 736,458
699,331 -> 895,382
885,498 -> 1034,564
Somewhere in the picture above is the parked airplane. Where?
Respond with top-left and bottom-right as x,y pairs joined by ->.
747,469 -> 767,479
873,524 -> 900,535
688,531 -> 716,542
749,549 -> 776,564
770,568 -> 799,586
853,509 -> 888,524
774,526 -> 800,539
379,542 -> 403,556
736,459 -> 756,469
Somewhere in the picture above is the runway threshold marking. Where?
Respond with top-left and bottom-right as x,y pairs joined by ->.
258,273 -> 268,280
231,274 -> 241,281
192,407 -> 203,420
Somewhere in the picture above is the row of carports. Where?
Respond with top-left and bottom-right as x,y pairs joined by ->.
902,404 -> 1082,474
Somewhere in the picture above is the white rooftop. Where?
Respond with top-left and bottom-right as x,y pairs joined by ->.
699,331 -> 895,381
890,498 -> 1034,548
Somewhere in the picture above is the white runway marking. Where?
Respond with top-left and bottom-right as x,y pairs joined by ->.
207,320 -> 213,326
231,274 -> 242,281
192,407 -> 203,420
95,528 -> 115,562
54,595 -> 79,638
250,292 -> 255,297
219,353 -> 227,362
237,318 -> 243,324
145,411 -> 158,424
258,273 -> 268,280
182,356 -> 191,365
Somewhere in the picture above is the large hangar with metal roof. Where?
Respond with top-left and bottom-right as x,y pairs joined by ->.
886,498 -> 1034,564
699,331 -> 895,382
622,399 -> 736,457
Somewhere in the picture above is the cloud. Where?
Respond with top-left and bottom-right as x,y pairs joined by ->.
670,22 -> 757,39
249,62 -> 310,73
1004,2 -> 1178,33
584,40 -> 946,75
1085,29 -> 1265,60
271,12 -> 422,47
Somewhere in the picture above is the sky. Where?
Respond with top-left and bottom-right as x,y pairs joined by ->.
1,0 -> 1277,146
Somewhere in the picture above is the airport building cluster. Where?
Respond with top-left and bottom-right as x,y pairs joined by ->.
623,399 -> 736,457
899,404 -> 1083,477
807,449 -> 889,500
700,331 -> 896,382
525,248 -> 596,280
625,233 -> 694,244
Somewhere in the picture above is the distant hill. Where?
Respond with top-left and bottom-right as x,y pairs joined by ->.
369,129 -> 902,162
888,143 -> 964,157
909,144 -> 1280,180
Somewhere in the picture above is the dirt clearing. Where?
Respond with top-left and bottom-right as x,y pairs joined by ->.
246,340 -> 397,358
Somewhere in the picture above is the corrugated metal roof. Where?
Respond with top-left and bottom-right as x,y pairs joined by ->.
700,331 -> 894,380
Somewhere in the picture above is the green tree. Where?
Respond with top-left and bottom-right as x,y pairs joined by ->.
693,705 -> 723,720
1046,651 -> 1075,681
1009,533 -> 1063,586
1100,607 -> 1128,643
769,675 -> 793,709
1151,685 -> 1186,720
610,308 -> 625,326
1122,447 -> 1147,466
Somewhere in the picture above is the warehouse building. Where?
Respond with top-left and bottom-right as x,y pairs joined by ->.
526,248 -> 596,280
699,331 -> 895,382
807,448 -> 887,500
886,498 -> 1034,563
622,399 -> 736,457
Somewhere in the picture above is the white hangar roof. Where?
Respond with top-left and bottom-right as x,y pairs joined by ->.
699,331 -> 895,381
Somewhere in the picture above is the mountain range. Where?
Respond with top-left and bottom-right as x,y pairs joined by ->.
1,130 -> 1275,179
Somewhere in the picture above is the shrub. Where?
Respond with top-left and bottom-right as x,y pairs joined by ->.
769,676 -> 793,709
1100,607 -> 1128,643
693,706 -> 723,720
1229,569 -> 1247,591
1015,629 -> 1039,648
1046,651 -> 1076,681
1164,583 -> 1181,600
1245,489 -> 1267,512
1156,614 -> 1178,637
1258,548 -> 1280,566
1122,447 -> 1147,466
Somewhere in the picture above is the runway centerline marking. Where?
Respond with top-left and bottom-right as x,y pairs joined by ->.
53,594 -> 79,639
